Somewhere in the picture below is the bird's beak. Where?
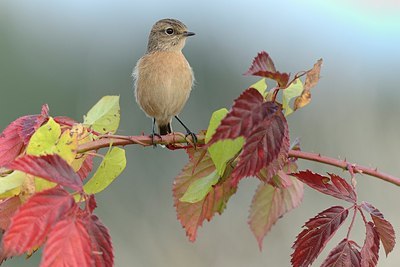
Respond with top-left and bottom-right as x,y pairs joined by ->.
183,31 -> 195,37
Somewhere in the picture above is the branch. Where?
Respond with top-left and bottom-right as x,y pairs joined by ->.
288,150 -> 400,187
77,133 -> 400,187
77,133 -> 205,153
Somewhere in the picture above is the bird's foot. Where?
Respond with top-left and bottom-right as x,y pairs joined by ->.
149,133 -> 162,148
185,130 -> 197,148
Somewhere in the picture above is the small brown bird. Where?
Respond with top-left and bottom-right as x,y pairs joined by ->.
133,18 -> 196,144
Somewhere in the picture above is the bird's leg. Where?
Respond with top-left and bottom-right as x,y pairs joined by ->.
174,116 -> 197,147
149,118 -> 161,147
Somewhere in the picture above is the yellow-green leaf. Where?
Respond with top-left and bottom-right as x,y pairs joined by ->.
250,78 -> 268,97
282,78 -> 303,116
26,118 -> 77,164
83,96 -> 120,134
0,187 -> 20,199
205,108 -> 228,143
205,109 -> 244,176
0,171 -> 26,196
35,177 -> 56,192
84,147 -> 126,194
26,117 -> 77,192
180,170 -> 219,203
27,117 -> 61,155
56,130 -> 78,164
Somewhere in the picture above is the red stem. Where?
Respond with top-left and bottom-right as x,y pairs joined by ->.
346,205 -> 358,239
270,70 -> 308,102
357,206 -> 369,225
288,150 -> 400,187
77,133 -> 400,187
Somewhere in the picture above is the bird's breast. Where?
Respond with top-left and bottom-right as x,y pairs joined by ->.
134,51 -> 194,124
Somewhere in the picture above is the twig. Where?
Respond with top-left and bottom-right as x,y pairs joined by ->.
346,206 -> 358,239
77,133 -> 205,153
288,150 -> 400,187
76,133 -> 400,187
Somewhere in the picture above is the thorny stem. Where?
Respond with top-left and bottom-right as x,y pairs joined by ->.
289,150 -> 400,187
346,206 -> 358,239
271,87 -> 280,102
357,206 -> 369,225
77,133 -> 400,187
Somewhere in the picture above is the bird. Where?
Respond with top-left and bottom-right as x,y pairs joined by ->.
133,18 -> 196,146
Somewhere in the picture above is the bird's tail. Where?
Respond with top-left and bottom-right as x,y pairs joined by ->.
159,123 -> 172,135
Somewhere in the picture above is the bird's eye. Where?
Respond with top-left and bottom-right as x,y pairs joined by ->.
165,28 -> 174,35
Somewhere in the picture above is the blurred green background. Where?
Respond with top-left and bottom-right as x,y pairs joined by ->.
1,0 -> 399,266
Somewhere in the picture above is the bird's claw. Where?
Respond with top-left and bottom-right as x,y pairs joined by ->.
185,131 -> 197,148
149,133 -> 162,147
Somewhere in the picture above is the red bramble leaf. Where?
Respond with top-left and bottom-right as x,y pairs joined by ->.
360,201 -> 384,218
361,201 -> 396,255
8,154 -> 83,192
244,51 -> 290,87
232,102 -> 289,186
16,115 -> 45,145
320,239 -> 361,267
361,222 -> 379,267
88,194 -> 97,214
291,206 -> 349,267
41,104 -> 50,117
41,216 -> 92,267
17,105 -> 49,144
293,170 -> 357,203
0,197 -> 21,230
208,88 -> 265,143
372,217 -> 394,253
77,154 -> 94,180
0,106 -> 49,167
86,214 -> 114,267
208,88 -> 289,186
2,187 -> 75,256
248,177 -> 303,250
257,158 -> 297,187
173,148 -> 236,242
248,51 -> 277,72
0,120 -> 25,167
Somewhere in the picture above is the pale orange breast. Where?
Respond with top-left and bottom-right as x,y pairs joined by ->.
134,51 -> 193,125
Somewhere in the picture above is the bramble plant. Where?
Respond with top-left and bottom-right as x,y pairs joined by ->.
0,51 -> 397,266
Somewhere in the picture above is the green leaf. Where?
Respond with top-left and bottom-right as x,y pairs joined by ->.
55,130 -> 78,164
0,171 -> 26,195
173,148 -> 237,241
205,109 -> 244,176
83,96 -> 120,134
180,170 -> 219,203
27,117 -> 61,156
250,78 -> 268,97
26,118 -> 77,164
282,79 -> 303,116
26,118 -> 77,192
84,147 -> 126,194
35,177 -> 56,192
205,108 -> 228,143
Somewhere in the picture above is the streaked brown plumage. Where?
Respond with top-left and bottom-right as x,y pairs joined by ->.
133,19 -> 195,138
